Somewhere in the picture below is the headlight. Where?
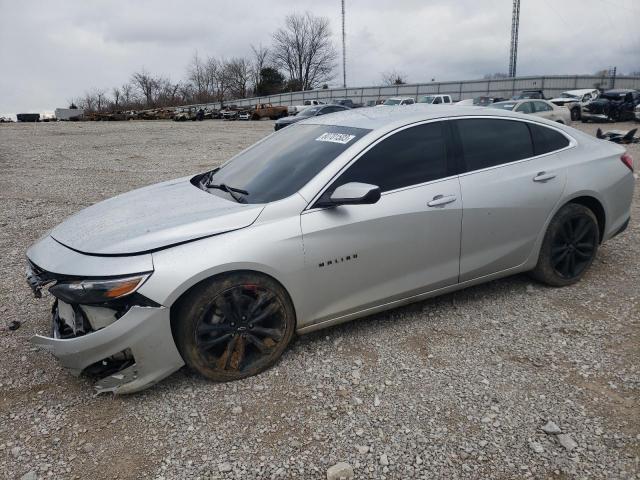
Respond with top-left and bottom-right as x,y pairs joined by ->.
48,273 -> 151,304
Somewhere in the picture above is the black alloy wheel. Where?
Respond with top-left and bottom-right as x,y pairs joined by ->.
550,214 -> 598,279
173,273 -> 295,381
531,203 -> 599,286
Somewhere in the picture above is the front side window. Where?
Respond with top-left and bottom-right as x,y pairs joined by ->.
332,122 -> 449,193
200,124 -> 370,203
444,97 -> 451,103
456,119 -> 533,172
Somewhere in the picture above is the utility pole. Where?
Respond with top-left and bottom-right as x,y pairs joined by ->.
342,0 -> 346,88
508,0 -> 520,78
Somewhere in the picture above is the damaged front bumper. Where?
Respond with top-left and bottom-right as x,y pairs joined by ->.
25,237 -> 184,394
31,302 -> 184,394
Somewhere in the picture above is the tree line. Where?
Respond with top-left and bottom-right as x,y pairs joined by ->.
74,12 -> 338,113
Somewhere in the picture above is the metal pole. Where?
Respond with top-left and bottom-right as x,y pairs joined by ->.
508,0 -> 520,77
342,0 -> 346,88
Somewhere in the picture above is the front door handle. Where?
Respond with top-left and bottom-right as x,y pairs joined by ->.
427,194 -> 457,207
533,171 -> 556,182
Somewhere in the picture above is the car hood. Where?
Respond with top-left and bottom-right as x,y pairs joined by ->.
50,176 -> 264,255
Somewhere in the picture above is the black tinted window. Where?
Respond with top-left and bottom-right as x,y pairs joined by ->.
335,122 -> 449,192
529,123 -> 570,155
203,124 -> 370,203
457,119 -> 533,172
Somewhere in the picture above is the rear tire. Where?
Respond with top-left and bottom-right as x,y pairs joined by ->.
570,107 -> 580,121
530,204 -> 599,287
172,272 -> 296,382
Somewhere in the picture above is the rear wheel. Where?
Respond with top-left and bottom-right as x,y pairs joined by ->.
570,107 -> 580,121
531,203 -> 599,286
173,273 -> 296,381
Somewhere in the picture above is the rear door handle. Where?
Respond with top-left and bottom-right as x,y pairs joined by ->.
533,171 -> 556,182
427,194 -> 457,207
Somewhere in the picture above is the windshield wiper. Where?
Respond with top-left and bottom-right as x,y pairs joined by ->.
206,183 -> 249,203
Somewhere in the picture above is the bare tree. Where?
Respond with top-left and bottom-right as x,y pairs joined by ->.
250,44 -> 270,91
227,57 -> 252,98
112,87 -> 122,110
483,72 -> 508,80
187,52 -> 210,102
121,83 -> 135,108
131,70 -> 160,107
380,70 -> 407,86
271,12 -> 337,91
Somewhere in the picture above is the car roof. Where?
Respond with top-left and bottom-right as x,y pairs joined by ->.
303,104 -> 542,130
604,89 -> 637,94
561,89 -> 596,95
387,97 -> 413,100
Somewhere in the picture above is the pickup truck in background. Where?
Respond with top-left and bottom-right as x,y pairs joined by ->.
287,100 -> 325,116
417,94 -> 453,104
250,103 -> 289,120
549,89 -> 599,121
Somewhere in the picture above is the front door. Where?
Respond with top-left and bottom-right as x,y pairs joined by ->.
300,121 -> 462,324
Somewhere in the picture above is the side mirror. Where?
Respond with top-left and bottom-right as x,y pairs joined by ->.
327,182 -> 381,206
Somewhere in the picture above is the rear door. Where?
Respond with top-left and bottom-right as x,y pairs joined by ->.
454,118 -> 570,282
300,121 -> 462,323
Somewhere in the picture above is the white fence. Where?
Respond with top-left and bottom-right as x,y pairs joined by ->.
186,75 -> 640,110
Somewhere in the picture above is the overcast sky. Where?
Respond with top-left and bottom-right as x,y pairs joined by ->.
1,0 -> 638,114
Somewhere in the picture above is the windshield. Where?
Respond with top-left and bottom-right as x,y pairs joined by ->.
199,124 -> 371,204
489,102 -> 517,111
418,96 -> 435,104
383,99 -> 401,105
299,106 -> 322,117
560,92 -> 578,99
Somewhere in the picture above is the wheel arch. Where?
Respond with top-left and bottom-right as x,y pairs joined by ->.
169,268 -> 299,331
566,195 -> 606,243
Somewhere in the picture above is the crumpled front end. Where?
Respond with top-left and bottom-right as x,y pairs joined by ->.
25,237 -> 185,394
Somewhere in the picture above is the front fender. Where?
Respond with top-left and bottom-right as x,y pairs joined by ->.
137,215 -> 306,322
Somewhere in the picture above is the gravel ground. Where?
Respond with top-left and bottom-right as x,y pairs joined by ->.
0,119 -> 638,480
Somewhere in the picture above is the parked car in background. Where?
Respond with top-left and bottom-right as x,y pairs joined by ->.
418,94 -> 453,104
238,111 -> 251,121
581,89 -> 640,123
512,89 -> 545,100
274,104 -> 350,130
490,99 -> 571,124
379,97 -> 415,106
25,105 -> 634,393
287,100 -> 325,116
549,89 -> 599,121
250,103 -> 288,120
331,98 -> 362,108
366,99 -> 385,107
635,104 -> 640,122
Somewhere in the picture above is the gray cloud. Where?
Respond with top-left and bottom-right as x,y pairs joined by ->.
0,0 -> 638,114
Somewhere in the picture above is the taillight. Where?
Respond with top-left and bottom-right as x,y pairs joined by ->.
621,153 -> 634,172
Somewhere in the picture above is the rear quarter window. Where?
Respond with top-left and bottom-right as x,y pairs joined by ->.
528,123 -> 570,155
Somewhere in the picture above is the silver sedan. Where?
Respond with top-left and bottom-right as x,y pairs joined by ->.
26,106 -> 635,394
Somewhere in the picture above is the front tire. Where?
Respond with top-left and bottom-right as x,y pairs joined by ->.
531,204 -> 599,287
172,272 -> 296,382
570,107 -> 581,121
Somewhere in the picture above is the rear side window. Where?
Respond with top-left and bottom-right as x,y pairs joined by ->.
456,119 -> 533,172
529,123 -> 570,155
335,122 -> 449,192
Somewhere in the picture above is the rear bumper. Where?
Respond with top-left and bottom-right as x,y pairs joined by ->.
31,303 -> 184,395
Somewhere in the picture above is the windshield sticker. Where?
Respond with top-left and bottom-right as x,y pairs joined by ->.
316,132 -> 356,144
